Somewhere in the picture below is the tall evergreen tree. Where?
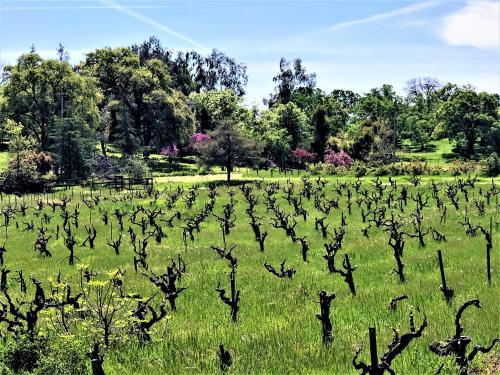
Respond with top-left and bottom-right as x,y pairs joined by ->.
50,117 -> 95,179
195,121 -> 261,182
311,106 -> 329,161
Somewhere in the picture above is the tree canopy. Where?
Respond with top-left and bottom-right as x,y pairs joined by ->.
437,89 -> 499,158
0,38 -> 498,184
195,121 -> 261,182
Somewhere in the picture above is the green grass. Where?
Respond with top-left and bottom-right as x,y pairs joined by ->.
0,177 -> 498,374
397,138 -> 462,165
0,151 -> 10,171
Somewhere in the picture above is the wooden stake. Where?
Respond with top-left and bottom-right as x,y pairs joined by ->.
437,250 -> 447,291
369,327 -> 378,371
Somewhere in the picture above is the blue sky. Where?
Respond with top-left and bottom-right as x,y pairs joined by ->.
1,0 -> 499,105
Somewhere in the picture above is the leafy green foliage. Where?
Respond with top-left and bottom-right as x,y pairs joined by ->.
189,89 -> 248,132
0,334 -> 88,375
131,37 -> 248,96
269,102 -> 310,150
195,121 -> 261,181
80,47 -> 194,154
0,154 -> 48,194
2,53 -> 99,151
50,118 -> 95,179
437,89 -> 499,158
121,155 -> 150,178
266,58 -> 316,107
350,120 -> 393,162
1,334 -> 48,373
480,153 -> 499,177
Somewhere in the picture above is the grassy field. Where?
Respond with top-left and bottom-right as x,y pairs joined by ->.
0,175 -> 497,374
0,152 -> 10,172
397,138 -> 457,164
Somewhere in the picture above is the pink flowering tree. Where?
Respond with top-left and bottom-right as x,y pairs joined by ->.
161,144 -> 179,163
291,148 -> 317,167
189,133 -> 211,151
324,148 -> 353,167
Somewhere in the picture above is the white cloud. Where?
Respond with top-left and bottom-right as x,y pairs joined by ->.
440,0 -> 500,49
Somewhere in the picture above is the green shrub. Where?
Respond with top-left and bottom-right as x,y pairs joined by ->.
373,166 -> 389,176
353,162 -> 367,177
368,161 -> 438,177
120,155 -> 150,178
305,163 -> 321,175
197,166 -> 212,175
0,157 -> 47,194
479,153 -> 499,177
449,160 -> 478,176
1,334 -> 89,375
1,334 -> 48,373
35,338 -> 88,375
306,163 -> 342,176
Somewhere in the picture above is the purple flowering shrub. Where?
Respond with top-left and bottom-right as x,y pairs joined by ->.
324,148 -> 353,167
291,148 -> 317,165
189,133 -> 211,148
160,145 -> 179,158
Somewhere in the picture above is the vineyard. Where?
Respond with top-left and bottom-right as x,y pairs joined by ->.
0,176 -> 498,374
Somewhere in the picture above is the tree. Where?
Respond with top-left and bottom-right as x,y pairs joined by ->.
329,89 -> 360,110
350,119 -> 393,162
243,102 -> 307,169
289,89 -> 353,155
0,120 -> 49,194
192,49 -> 248,96
405,77 -> 442,113
327,89 -> 360,135
131,37 -> 248,96
290,88 -> 358,156
266,58 -> 316,107
311,106 -> 329,160
290,88 -> 327,118
399,112 -> 433,151
438,89 -> 499,158
2,53 -> 100,151
56,43 -> 70,62
272,102 -> 310,150
189,89 -> 248,132
242,108 -> 291,170
3,119 -> 34,173
291,148 -> 316,167
195,121 -> 261,182
81,48 -> 193,153
147,89 -> 195,150
399,78 -> 443,150
352,85 -> 402,158
50,117 -> 95,179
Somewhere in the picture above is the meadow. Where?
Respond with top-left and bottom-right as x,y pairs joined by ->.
0,175 -> 498,374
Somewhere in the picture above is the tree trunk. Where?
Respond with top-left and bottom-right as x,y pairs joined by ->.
40,126 -> 48,152
226,134 -> 231,183
100,139 -> 107,157
466,136 -> 475,159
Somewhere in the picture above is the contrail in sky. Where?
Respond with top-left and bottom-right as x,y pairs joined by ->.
302,1 -> 442,37
1,0 -> 209,51
100,0 -> 208,51
2,5 -> 172,10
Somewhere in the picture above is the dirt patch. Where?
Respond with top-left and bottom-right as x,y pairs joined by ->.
471,355 -> 500,374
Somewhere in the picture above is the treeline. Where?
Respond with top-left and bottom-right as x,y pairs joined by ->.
0,36 -> 498,182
